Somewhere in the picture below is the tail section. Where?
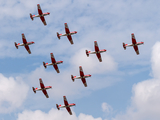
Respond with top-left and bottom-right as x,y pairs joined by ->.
86,50 -> 89,57
57,32 -> 60,39
71,75 -> 75,82
43,62 -> 47,68
14,42 -> 18,49
56,104 -> 60,110
30,13 -> 34,20
123,43 -> 126,50
32,87 -> 36,93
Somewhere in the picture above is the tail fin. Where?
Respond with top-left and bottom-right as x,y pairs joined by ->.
14,42 -> 18,49
57,32 -> 60,39
30,13 -> 33,20
56,104 -> 60,110
43,62 -> 47,68
123,43 -> 126,50
71,75 -> 75,82
86,50 -> 89,57
32,87 -> 36,93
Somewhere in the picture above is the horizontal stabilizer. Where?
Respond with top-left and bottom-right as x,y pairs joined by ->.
86,50 -> 89,57
56,104 -> 60,110
43,62 -> 47,68
30,13 -> 33,20
57,32 -> 60,39
123,43 -> 126,50
14,42 -> 18,49
71,75 -> 74,82
32,87 -> 36,93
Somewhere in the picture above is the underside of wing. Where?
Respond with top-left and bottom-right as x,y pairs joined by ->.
39,78 -> 45,89
25,45 -> 31,54
37,4 -> 43,15
96,53 -> 102,62
94,41 -> 99,51
63,96 -> 69,106
40,16 -> 47,25
50,53 -> 56,63
82,78 -> 87,87
66,107 -> 72,115
79,66 -> 84,76
67,35 -> 73,44
42,90 -> 49,98
22,34 -> 27,44
65,23 -> 70,34
53,65 -> 60,73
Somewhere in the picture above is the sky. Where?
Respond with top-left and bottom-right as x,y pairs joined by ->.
0,0 -> 160,120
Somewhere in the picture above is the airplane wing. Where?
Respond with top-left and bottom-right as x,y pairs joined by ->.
66,107 -> 72,115
37,4 -> 43,15
40,16 -> 47,25
64,23 -> 70,34
133,45 -> 139,55
131,33 -> 137,44
79,66 -> 84,77
63,96 -> 69,106
94,41 -> 100,51
96,53 -> 102,62
39,78 -> 45,89
42,89 -> 49,98
53,64 -> 60,73
22,33 -> 27,44
50,53 -> 56,63
24,45 -> 31,54
81,78 -> 87,87
67,35 -> 74,44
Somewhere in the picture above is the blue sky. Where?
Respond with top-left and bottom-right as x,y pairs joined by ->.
1,0 -> 160,120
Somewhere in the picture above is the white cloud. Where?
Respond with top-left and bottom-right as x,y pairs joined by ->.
0,73 -> 29,113
102,102 -> 113,114
17,108 -> 102,120
112,42 -> 160,120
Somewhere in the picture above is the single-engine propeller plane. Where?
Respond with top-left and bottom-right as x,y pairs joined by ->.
30,4 -> 50,25
123,33 -> 144,55
14,33 -> 34,54
57,23 -> 77,44
71,66 -> 91,87
43,53 -> 63,73
32,78 -> 52,98
86,41 -> 106,62
56,96 -> 75,115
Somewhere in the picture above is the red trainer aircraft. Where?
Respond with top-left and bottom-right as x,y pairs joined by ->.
43,53 -> 63,73
86,41 -> 106,62
30,4 -> 50,26
56,96 -> 75,115
123,33 -> 144,55
71,66 -> 91,87
14,33 -> 34,54
32,78 -> 52,98
57,23 -> 77,45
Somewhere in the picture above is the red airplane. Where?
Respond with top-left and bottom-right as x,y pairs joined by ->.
30,4 -> 50,26
14,33 -> 34,54
56,96 -> 75,115
86,41 -> 106,62
123,33 -> 144,55
71,66 -> 91,87
43,53 -> 63,73
32,78 -> 52,98
57,23 -> 77,45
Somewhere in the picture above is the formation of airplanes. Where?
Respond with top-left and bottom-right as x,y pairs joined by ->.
13,4 -> 145,116
56,96 -> 75,115
43,53 -> 63,73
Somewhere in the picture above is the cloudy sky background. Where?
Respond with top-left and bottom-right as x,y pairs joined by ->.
0,0 -> 160,120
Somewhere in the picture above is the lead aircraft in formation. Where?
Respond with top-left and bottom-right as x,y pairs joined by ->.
57,23 -> 77,44
86,41 -> 107,62
56,96 -> 76,115
14,33 -> 34,54
43,53 -> 63,73
32,78 -> 52,98
30,4 -> 50,26
71,66 -> 91,87
123,33 -> 144,55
